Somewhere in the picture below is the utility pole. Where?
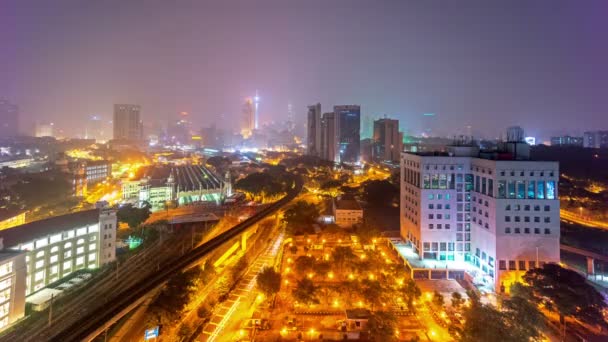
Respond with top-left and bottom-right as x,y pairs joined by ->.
48,294 -> 54,327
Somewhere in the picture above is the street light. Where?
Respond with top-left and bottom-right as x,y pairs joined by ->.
308,328 -> 315,341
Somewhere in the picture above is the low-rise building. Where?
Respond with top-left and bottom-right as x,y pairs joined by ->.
0,208 -> 116,295
333,196 -> 363,228
0,211 -> 26,231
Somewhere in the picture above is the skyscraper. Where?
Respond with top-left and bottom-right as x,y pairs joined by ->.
253,91 -> 260,130
0,100 -> 19,137
334,105 -> 361,164
113,104 -> 143,141
307,103 -> 322,156
321,112 -> 337,162
373,118 -> 403,163
241,97 -> 255,138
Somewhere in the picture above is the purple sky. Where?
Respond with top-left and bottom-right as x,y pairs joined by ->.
1,0 -> 608,140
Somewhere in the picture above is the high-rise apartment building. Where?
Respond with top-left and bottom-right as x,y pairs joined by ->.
550,135 -> 583,147
241,98 -> 255,138
321,112 -> 337,162
307,103 -> 322,157
583,131 -> 608,148
0,100 -> 19,138
400,142 -> 560,293
113,104 -> 143,141
373,118 -> 403,163
334,105 -> 361,164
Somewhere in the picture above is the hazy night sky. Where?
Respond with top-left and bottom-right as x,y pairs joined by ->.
1,0 -> 607,140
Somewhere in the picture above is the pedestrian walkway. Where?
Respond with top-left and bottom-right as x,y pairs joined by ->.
200,232 -> 284,341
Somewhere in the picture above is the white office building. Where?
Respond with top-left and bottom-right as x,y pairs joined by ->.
399,142 -> 560,293
0,251 -> 26,331
0,208 -> 116,296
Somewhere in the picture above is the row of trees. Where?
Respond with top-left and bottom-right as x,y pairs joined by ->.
460,264 -> 608,341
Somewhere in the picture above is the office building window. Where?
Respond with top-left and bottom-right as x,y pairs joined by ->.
514,228 -> 521,234
437,224 -> 442,229
544,217 -> 551,223
428,224 -> 434,229
544,205 -> 550,212
445,224 -> 450,229
544,228 -> 551,235
527,181 -> 535,199
519,260 -> 526,270
537,181 -> 545,199
499,260 -> 506,270
505,216 -> 511,222
505,227 -> 511,234
534,228 -> 540,234
507,181 -> 516,198
529,260 -> 536,269
516,181 -> 525,199
546,181 -> 556,199
508,261 -> 516,270
524,228 -> 530,234
428,204 -> 434,209
76,257 -> 84,266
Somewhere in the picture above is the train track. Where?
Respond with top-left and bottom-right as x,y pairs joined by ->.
45,175 -> 302,342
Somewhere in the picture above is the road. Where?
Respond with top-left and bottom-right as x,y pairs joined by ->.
44,175 -> 301,342
560,209 -> 608,230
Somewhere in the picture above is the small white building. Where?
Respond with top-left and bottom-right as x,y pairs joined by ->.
333,197 -> 363,228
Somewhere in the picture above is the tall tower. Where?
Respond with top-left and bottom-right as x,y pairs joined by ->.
373,118 -> 402,163
334,105 -> 361,164
241,98 -> 255,138
253,91 -> 260,130
307,103 -> 322,157
113,104 -> 142,141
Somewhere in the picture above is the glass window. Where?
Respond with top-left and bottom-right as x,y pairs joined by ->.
35,270 -> 44,281
508,260 -> 516,270
537,181 -> 545,199
527,181 -> 535,199
508,181 -> 516,198
505,216 -> 511,222
528,260 -> 536,269
519,261 -> 526,270
63,260 -> 72,270
89,243 -> 96,250
482,177 -> 487,195
439,174 -> 447,189
428,194 -> 434,200
544,228 -> 550,234
534,228 -> 540,234
497,181 -> 506,198
431,174 -> 439,189
488,179 -> 493,197
50,255 -> 58,264
88,253 -> 96,262
524,228 -> 530,234
77,227 -> 87,236
50,234 -> 62,244
475,175 -> 480,192
546,181 -> 556,199
544,205 -> 550,211
423,243 -> 430,251
429,224 -> 434,229
76,257 -> 84,266
514,228 -> 521,234
77,247 -> 84,255
516,181 -> 525,199
499,260 -> 506,270
505,227 -> 511,234
36,238 -> 48,249
423,175 -> 430,189
428,204 -> 434,209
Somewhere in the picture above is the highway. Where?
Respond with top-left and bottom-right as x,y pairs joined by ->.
45,175 -> 302,342
560,209 -> 608,230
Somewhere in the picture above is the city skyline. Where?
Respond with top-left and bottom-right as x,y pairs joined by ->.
2,0 -> 608,140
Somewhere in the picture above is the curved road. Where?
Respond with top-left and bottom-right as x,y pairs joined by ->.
47,175 -> 302,342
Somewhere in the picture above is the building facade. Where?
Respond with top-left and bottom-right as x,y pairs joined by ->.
334,105 -> 361,164
333,197 -> 363,228
550,135 -> 583,147
400,145 -> 560,292
373,118 -> 403,163
113,104 -> 143,141
583,131 -> 608,149
321,112 -> 337,163
83,160 -> 112,184
0,251 -> 26,331
0,209 -> 117,295
307,103 -> 322,157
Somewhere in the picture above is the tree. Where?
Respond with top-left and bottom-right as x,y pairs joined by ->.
147,267 -> 202,325
361,279 -> 385,311
117,203 -> 151,228
197,304 -> 212,320
256,266 -> 282,299
353,221 -> 381,244
235,172 -> 286,201
231,256 -> 248,283
283,200 -> 320,229
402,279 -> 421,312
331,246 -> 357,273
362,180 -> 398,207
502,295 -> 545,341
294,256 -> 316,275
432,291 -> 444,307
367,311 -> 398,341
292,278 -> 320,306
461,303 -> 512,342
523,263 -> 607,331
451,292 -> 464,309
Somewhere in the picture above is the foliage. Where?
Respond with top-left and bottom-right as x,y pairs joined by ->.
205,156 -> 231,170
331,246 -> 357,273
256,266 -> 282,298
353,221 -> 381,244
294,256 -> 316,274
361,180 -> 398,207
402,279 -> 422,312
432,291 -> 444,307
502,295 -> 545,341
367,311 -> 398,341
292,278 -> 320,306
177,323 -> 193,340
147,267 -> 202,325
214,274 -> 232,300
361,279 -> 385,311
461,303 -> 512,342
451,292 -> 464,309
10,171 -> 72,207
231,256 -> 248,283
283,200 -> 320,235
197,304 -> 212,320
117,203 -> 151,229
522,263 -> 607,328
235,172 -> 285,200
